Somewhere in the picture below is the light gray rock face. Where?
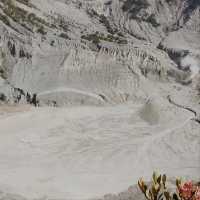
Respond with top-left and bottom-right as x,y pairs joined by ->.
0,0 -> 199,105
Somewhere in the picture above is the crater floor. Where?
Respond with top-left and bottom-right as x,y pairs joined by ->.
0,101 -> 199,200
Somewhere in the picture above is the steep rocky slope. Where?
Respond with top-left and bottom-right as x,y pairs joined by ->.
0,0 -> 199,105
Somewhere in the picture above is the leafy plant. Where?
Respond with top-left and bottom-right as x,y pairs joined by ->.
138,173 -> 200,200
138,172 -> 168,200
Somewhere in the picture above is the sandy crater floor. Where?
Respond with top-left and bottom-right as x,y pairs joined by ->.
0,103 -> 199,200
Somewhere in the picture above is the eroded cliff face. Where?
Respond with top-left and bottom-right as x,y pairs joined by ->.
0,0 -> 199,105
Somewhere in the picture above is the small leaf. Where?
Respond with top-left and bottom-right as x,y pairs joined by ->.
146,189 -> 151,200
138,178 -> 144,186
157,175 -> 162,184
152,185 -> 157,197
149,190 -> 154,200
176,178 -> 181,188
162,174 -> 166,184
153,172 -> 158,183
138,178 -> 147,193
164,191 -> 171,200
155,183 -> 160,192
144,184 -> 148,192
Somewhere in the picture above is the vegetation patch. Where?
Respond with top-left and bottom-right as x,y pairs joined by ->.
0,0 -> 51,33
138,172 -> 200,200
81,31 -> 127,45
0,12 -> 10,26
59,32 -> 70,40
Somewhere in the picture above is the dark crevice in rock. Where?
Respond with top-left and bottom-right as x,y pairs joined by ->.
19,48 -> 32,59
0,93 -> 7,102
191,118 -> 200,124
98,94 -> 109,102
7,41 -> 16,57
